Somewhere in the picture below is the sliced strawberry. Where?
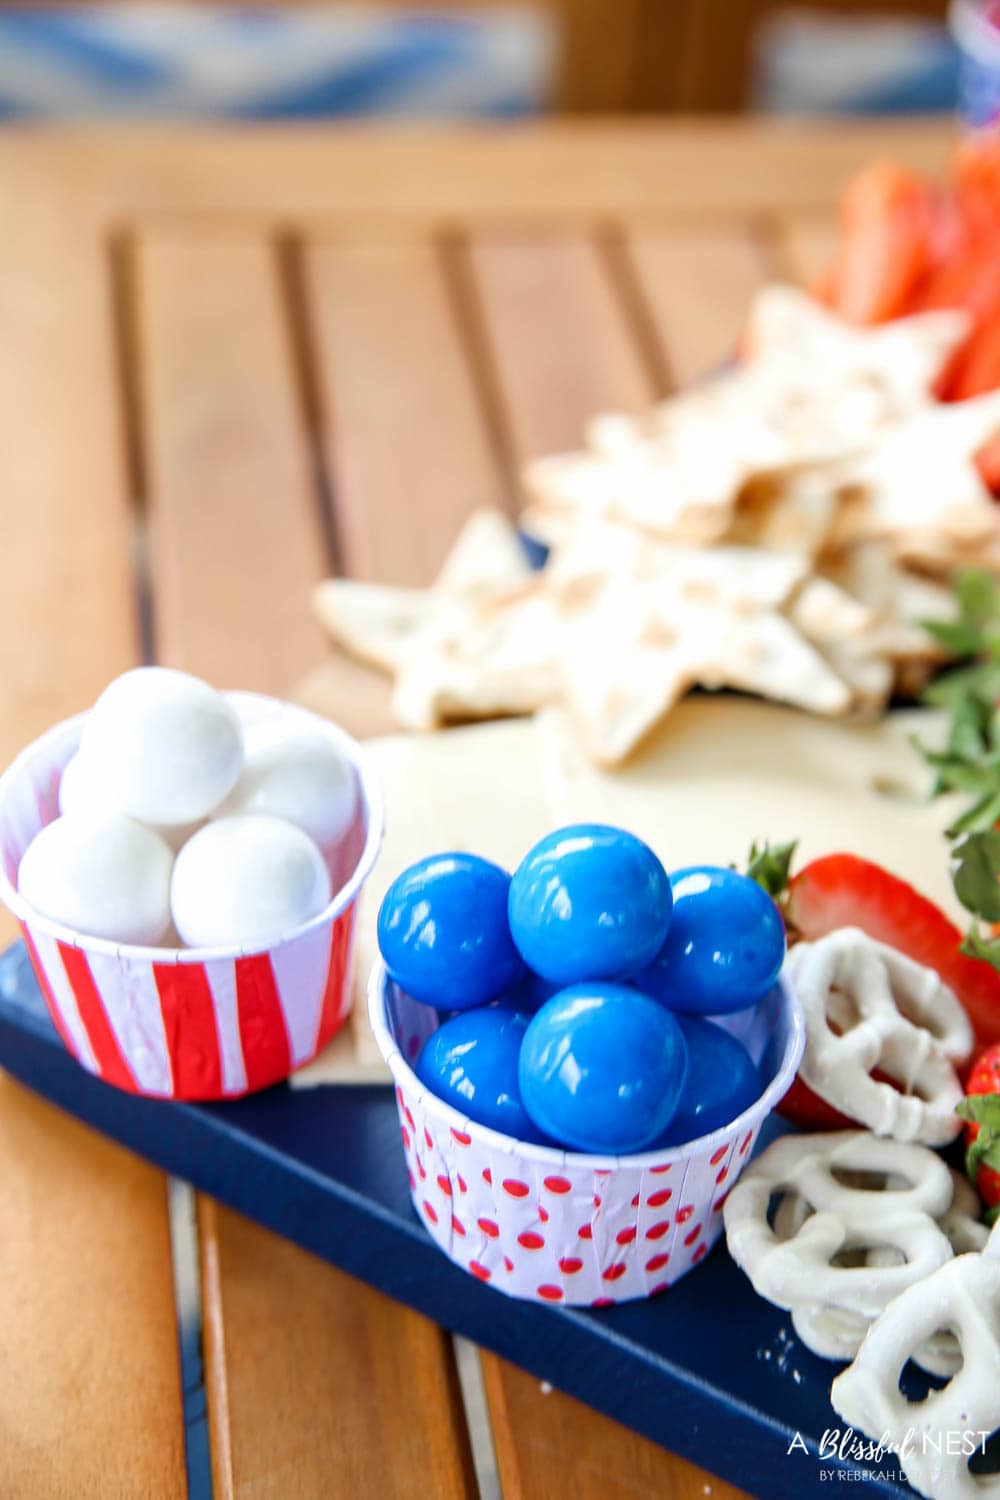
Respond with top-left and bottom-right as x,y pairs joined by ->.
968,1042 -> 1000,1097
826,162 -> 934,325
955,132 -> 1000,244
914,234 -> 1000,319
786,853 -> 1000,1046
978,1161 -> 1000,1210
950,310 -> 1000,400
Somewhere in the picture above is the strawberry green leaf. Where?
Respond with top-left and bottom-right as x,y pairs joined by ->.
957,1097 -> 1000,1183
958,1095 -> 1000,1131
961,922 -> 1000,973
952,832 -> 1000,920
745,839 -> 797,899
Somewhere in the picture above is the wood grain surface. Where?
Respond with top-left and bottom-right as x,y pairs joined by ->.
624,227 -> 771,387
200,1201 -> 476,1500
133,227 -> 479,1497
138,232 -> 330,690
303,236 -> 509,583
0,120 -> 952,226
0,190 -> 187,1499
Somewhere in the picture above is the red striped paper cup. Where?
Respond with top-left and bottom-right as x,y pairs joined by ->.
370,961 -> 804,1305
0,693 -> 382,1100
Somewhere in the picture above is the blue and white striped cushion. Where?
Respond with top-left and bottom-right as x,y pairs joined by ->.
0,5 -> 556,119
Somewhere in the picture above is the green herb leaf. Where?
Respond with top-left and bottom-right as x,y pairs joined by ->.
952,832 -> 1000,920
922,661 -> 1000,709
947,788 -> 1000,838
745,839 -> 797,899
919,618 -> 982,656
949,692 -> 995,758
956,569 -> 1000,626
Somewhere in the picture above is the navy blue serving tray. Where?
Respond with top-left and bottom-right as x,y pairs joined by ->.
0,940 -> 917,1500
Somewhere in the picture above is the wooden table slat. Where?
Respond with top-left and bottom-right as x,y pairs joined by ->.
303,235 -> 510,585
623,226 -> 772,388
200,1202 -> 477,1500
134,226 -> 475,1498
0,120 -> 952,223
0,204 -> 136,778
482,1353 -> 748,1500
0,205 -> 190,1500
0,1077 -> 187,1499
466,235 -> 656,463
775,214 -> 840,289
138,231 -> 330,692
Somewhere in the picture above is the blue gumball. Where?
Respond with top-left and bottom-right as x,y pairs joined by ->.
493,970 -> 560,1012
378,853 -> 525,1008
415,1008 -> 547,1142
518,983 -> 688,1154
508,824 -> 672,986
654,1016 -> 761,1147
636,866 -> 785,1016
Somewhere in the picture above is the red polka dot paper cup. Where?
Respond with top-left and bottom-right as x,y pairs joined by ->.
0,693 -> 382,1101
369,963 -> 805,1305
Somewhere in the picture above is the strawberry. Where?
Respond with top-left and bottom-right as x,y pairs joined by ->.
774,1074 -> 858,1132
824,162 -> 935,325
785,853 -> 1000,1047
957,1043 -> 1000,1222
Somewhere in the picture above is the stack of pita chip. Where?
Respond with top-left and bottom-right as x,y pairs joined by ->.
315,287 -> 1000,766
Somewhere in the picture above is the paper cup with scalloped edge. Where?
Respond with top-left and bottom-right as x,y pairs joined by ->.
0,692 -> 382,1100
369,960 -> 805,1305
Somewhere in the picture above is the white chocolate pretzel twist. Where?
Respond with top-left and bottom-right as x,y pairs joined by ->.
788,1172 -> 987,1374
832,1228 -> 1000,1500
724,1132 -> 989,1372
785,929 -> 973,1146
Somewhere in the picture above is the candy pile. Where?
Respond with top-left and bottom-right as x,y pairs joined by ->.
377,824 -> 785,1155
17,667 -> 357,950
314,287 -> 999,765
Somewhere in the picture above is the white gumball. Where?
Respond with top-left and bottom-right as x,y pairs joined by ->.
80,667 -> 243,827
215,726 -> 357,850
18,813 -> 174,946
171,814 -> 331,950
59,749 -> 203,852
58,751 -> 113,817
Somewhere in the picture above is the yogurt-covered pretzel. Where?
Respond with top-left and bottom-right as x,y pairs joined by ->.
725,1132 -> 956,1323
832,1229 -> 1000,1500
788,1172 -> 987,1373
785,929 -> 973,1145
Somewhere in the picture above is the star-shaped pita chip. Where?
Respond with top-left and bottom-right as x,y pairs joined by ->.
744,286 -> 969,419
314,509 -> 858,764
522,285 -> 970,550
829,388 -> 1000,554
